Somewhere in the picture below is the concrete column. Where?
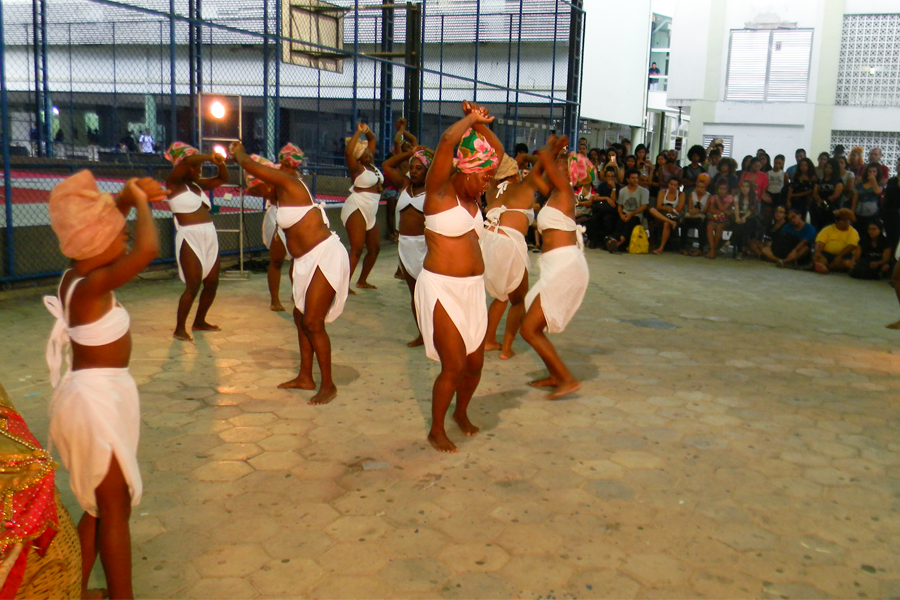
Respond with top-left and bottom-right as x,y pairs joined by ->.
145,94 -> 157,138
809,0 -> 845,154
685,0 -> 726,151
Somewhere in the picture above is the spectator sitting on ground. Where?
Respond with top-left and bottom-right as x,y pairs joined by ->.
731,180 -> 759,260
650,177 -> 685,254
705,179 -> 734,259
607,168 -> 649,253
681,173 -> 711,256
848,220 -> 892,280
680,145 -> 707,200
748,205 -> 787,258
763,208 -> 816,267
813,208 -> 860,274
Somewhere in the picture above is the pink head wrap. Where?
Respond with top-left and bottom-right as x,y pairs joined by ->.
48,170 -> 126,260
568,152 -> 593,186
453,128 -> 498,174
164,141 -> 199,166
244,154 -> 278,190
278,143 -> 305,169
411,147 -> 434,169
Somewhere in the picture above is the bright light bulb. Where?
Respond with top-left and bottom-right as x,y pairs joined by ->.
210,100 -> 226,119
213,145 -> 227,158
51,106 -> 59,115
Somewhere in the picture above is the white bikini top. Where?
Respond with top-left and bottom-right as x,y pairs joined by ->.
167,183 -> 211,214
397,186 -> 426,214
352,167 -> 384,190
662,191 -> 679,207
536,205 -> 584,250
43,272 -> 131,387
276,202 -> 329,229
485,205 -> 535,227
425,196 -> 484,239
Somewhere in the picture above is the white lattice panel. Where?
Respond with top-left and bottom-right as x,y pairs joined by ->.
836,14 -> 900,107
830,130 -> 899,172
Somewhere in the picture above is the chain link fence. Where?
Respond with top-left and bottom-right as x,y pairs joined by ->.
0,0 -> 584,282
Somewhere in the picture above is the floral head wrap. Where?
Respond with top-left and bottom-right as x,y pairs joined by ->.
411,147 -> 434,169
567,152 -> 593,186
697,173 -> 710,185
454,128 -> 498,174
164,141 -> 199,166
278,143 -> 305,169
48,170 -> 126,260
244,154 -> 278,190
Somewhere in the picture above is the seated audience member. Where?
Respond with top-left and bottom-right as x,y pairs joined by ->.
813,208 -> 860,274
837,156 -> 855,209
762,154 -> 788,221
731,180 -> 759,260
634,144 -> 651,176
705,179 -> 734,259
787,157 -> 817,220
624,155 -> 637,172
681,173 -> 711,256
748,205 -> 787,258
515,143 -> 538,172
858,147 -> 890,184
849,220 -> 892,280
758,152 -> 772,173
811,158 -> 844,230
851,162 -> 884,235
607,168 -> 649,253
737,155 -> 753,179
585,167 -> 619,248
762,208 -> 816,267
649,177 -> 685,254
705,148 -> 722,181
739,157 -> 768,198
657,152 -> 683,190
650,153 -> 667,197
680,145 -> 707,199
713,157 -> 739,196
786,148 -> 807,179
815,151 -> 830,180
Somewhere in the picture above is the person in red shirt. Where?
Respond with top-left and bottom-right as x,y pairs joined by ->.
739,156 -> 769,197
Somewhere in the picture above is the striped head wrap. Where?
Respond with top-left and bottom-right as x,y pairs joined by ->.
454,128 -> 498,174
244,154 -> 278,190
278,143 -> 305,169
164,141 -> 199,166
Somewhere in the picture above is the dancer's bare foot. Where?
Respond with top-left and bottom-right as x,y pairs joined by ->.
528,376 -> 559,388
308,383 -> 337,405
356,281 -> 377,290
547,379 -> 581,400
484,340 -> 502,352
705,252 -> 716,259
886,320 -> 900,330
83,588 -> 109,599
394,267 -> 404,280
277,375 -> 316,390
452,412 -> 480,437
428,431 -> 459,453
500,347 -> 516,360
348,288 -> 357,295
407,335 -> 424,347
192,321 -> 221,331
173,329 -> 193,342
652,248 -> 664,255
270,301 -> 285,312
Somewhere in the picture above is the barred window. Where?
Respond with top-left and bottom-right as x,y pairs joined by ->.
702,135 -> 733,158
836,14 -> 900,107
725,29 -> 813,102
830,130 -> 899,174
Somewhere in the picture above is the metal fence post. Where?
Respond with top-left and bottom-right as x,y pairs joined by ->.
40,0 -> 51,157
169,0 -> 176,148
549,0 -> 558,129
513,0 -> 523,145
31,6 -> 44,157
564,0 -> 585,142
1,0 -> 15,278
473,0 -> 479,103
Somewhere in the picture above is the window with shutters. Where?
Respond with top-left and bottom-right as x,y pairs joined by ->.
725,29 -> 813,102
702,135 -> 733,158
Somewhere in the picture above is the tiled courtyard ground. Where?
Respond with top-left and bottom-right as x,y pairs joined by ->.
2,245 -> 900,599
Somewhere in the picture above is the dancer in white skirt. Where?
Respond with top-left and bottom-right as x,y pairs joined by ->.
164,142 -> 229,341
384,144 -> 433,346
415,101 -> 501,453
343,122 -> 383,291
43,170 -> 163,599
245,153 -> 291,311
481,153 -> 544,359
231,141 -> 349,405
521,135 -> 589,399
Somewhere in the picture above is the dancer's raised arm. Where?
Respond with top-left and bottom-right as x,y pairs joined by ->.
427,102 -> 494,198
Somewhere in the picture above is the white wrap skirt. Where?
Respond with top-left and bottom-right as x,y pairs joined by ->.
291,233 -> 350,323
414,269 -> 487,361
480,226 -> 529,301
340,191 -> 380,231
49,368 -> 142,517
262,205 -> 290,256
398,234 -> 427,280
525,244 -> 589,334
175,221 -> 219,282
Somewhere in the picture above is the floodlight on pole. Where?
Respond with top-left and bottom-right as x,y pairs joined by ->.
210,100 -> 226,120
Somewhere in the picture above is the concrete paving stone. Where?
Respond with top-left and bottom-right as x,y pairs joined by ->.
566,569 -> 642,599
201,442 -> 263,462
315,541 -> 391,574
439,572 -> 520,599
248,558 -> 327,596
438,542 -> 510,573
183,577 -> 259,599
308,575 -> 393,599
133,560 -> 199,598
378,557 -> 454,593
192,460 -> 254,482
219,426 -> 271,444
192,543 -> 271,578
620,552 -> 693,586
380,527 -> 450,558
